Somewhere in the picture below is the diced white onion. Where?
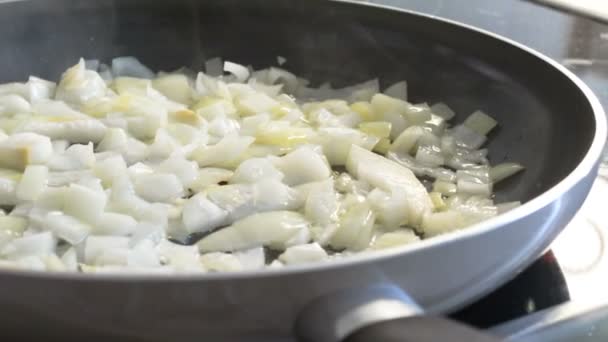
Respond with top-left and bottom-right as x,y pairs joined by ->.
371,229 -> 420,250
0,57 -> 522,273
134,173 -> 183,203
383,81 -> 407,101
464,110 -> 497,135
279,242 -> 328,265
430,102 -> 455,120
94,212 -> 137,236
490,163 -> 524,183
451,125 -> 487,150
46,212 -> 91,245
233,247 -> 265,270
63,183 -> 107,223
16,165 -> 48,201
275,146 -> 330,186
182,193 -> 228,234
224,61 -> 250,83
111,56 -> 155,79
1,232 -> 55,259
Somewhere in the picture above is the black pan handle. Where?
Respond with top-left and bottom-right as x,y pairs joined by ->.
295,284 -> 503,342
344,316 -> 502,342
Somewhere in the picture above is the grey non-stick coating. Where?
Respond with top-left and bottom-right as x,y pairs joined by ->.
0,0 -> 600,340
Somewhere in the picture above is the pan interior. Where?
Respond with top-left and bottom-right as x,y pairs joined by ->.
0,0 -> 596,203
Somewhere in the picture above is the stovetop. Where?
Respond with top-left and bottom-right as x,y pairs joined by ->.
363,0 -> 608,340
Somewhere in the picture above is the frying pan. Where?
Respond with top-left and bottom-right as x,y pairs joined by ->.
0,0 -> 605,341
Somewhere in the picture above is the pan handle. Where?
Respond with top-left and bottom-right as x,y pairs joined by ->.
294,284 -> 502,342
343,316 -> 502,342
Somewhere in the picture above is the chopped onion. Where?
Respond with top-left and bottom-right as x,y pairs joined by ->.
152,74 -> 192,104
0,94 -> 31,115
235,92 -> 279,115
189,168 -> 233,192
0,132 -> 53,171
134,173 -> 183,203
371,229 -> 420,250
464,110 -> 497,135
63,183 -> 107,223
366,188 -> 408,228
61,247 -> 78,271
404,105 -> 432,125
16,165 -> 48,201
46,212 -> 91,245
433,180 -> 457,195
17,119 -> 107,144
267,67 -> 298,94
181,193 -> 228,234
279,242 -> 328,265
347,145 -> 433,227
304,179 -> 338,226
56,59 -> 108,105
111,56 -> 155,79
0,57 -> 523,273
450,124 -> 487,150
224,61 -> 250,83
430,102 -> 456,120
422,210 -> 470,236
200,252 -> 242,272
1,232 -> 55,259
189,136 -> 255,168
233,247 -> 265,270
275,146 -> 330,186
318,127 -> 379,165
197,211 -> 310,252
93,155 -> 127,187
383,81 -> 407,101
415,145 -> 445,167
330,202 -> 375,251
94,212 -> 137,236
231,157 -> 283,184
158,240 -> 202,271
490,163 -> 524,183
390,126 -> 425,155
457,179 -> 493,196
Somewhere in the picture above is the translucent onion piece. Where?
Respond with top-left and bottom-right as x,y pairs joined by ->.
224,61 -> 251,83
430,102 -> 455,120
275,146 -> 330,186
111,56 -> 155,79
0,132 -> 52,171
279,242 -> 328,265
329,202 -> 375,251
464,110 -> 497,135
383,81 -> 408,101
0,56 -> 524,273
46,212 -> 91,245
371,229 -> 420,250
0,94 -> 31,115
16,165 -> 48,201
197,211 -> 310,252
347,145 -> 433,227
182,193 -> 228,234
1,232 -> 55,259
450,125 -> 486,150
490,163 -> 525,183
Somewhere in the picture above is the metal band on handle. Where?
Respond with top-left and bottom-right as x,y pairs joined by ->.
295,284 -> 423,342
